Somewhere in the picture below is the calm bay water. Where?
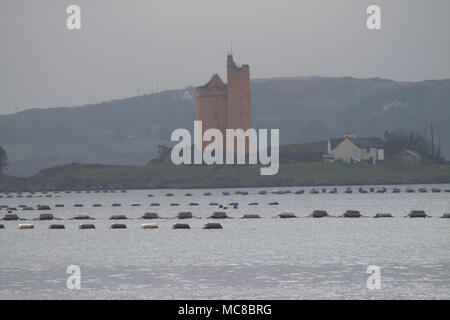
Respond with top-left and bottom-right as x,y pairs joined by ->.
0,184 -> 449,299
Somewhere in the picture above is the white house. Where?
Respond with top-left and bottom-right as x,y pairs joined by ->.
325,133 -> 384,164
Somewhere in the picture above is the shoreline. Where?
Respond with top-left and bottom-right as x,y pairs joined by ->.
1,161 -> 450,193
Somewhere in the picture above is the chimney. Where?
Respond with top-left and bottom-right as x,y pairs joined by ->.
344,133 -> 356,139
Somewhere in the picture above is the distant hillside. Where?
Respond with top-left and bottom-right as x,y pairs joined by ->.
0,89 -> 196,176
1,77 -> 449,177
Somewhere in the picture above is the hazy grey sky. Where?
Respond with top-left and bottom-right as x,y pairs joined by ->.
1,0 -> 449,114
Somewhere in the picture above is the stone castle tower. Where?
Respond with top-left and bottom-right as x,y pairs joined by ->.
196,54 -> 251,148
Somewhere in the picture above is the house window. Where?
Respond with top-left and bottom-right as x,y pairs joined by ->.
214,112 -> 219,119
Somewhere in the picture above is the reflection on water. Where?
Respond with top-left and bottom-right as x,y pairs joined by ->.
0,184 -> 449,299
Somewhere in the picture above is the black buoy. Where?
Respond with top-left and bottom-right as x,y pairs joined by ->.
374,213 -> 393,218
342,210 -> 361,218
49,224 -> 65,229
109,215 -> 128,220
38,213 -> 55,220
209,212 -> 228,219
176,212 -> 194,219
173,223 -> 190,229
278,211 -> 297,218
72,213 -> 94,220
141,223 -> 158,229
203,223 -> 222,229
406,210 -> 428,218
310,210 -> 328,218
141,212 -> 159,219
79,224 -> 96,229
2,214 -> 19,221
241,214 -> 261,219
110,223 -> 127,229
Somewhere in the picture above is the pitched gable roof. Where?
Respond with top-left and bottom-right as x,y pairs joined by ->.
329,138 -> 344,150
350,137 -> 384,149
198,74 -> 226,90
330,137 -> 384,151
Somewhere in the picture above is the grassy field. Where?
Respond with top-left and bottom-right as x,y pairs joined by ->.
1,161 -> 450,192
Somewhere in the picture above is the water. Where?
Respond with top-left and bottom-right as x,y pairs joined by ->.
0,184 -> 449,299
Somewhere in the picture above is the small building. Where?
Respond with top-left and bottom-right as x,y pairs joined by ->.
325,133 -> 384,164
395,149 -> 421,165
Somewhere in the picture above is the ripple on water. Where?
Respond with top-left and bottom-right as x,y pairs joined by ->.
1,185 -> 450,299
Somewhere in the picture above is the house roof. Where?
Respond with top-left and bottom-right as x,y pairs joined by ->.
351,137 -> 384,149
329,138 -> 344,150
330,137 -> 384,150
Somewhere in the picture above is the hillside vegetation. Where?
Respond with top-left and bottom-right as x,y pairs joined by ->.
1,77 -> 449,176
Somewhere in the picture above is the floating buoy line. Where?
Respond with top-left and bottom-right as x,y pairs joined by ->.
0,208 -> 448,231
1,187 -> 450,199
1,187 -> 449,230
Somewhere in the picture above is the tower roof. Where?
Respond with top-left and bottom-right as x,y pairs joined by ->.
198,73 -> 226,89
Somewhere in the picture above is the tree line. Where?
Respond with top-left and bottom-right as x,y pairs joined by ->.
0,146 -> 8,175
383,126 -> 445,163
